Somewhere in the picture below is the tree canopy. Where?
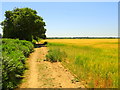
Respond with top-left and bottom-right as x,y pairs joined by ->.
1,7 -> 46,41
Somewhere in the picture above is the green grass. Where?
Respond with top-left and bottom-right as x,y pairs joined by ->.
2,38 -> 34,89
47,42 -> 118,88
46,47 -> 67,62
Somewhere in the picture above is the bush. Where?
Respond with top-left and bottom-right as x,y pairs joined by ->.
43,41 -> 48,45
32,39 -> 37,45
2,38 -> 34,89
46,48 -> 67,62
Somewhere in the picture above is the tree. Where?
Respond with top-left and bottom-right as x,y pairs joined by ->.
1,7 -> 46,41
0,33 -> 2,38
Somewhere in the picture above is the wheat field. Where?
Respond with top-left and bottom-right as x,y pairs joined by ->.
45,39 -> 118,88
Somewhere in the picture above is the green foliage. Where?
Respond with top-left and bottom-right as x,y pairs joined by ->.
1,7 -> 46,41
46,48 -> 67,62
2,39 -> 34,89
32,39 -> 37,44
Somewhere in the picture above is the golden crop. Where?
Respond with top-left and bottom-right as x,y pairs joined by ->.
46,39 -> 118,88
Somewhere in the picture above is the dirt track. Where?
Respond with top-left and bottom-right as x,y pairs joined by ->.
19,47 -> 85,88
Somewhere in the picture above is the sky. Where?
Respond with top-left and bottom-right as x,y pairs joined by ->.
0,2 -> 118,37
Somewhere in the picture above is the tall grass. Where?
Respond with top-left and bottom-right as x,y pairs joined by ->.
46,46 -> 67,62
46,39 -> 118,88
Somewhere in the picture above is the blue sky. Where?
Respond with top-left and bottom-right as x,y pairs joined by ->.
0,2 -> 118,37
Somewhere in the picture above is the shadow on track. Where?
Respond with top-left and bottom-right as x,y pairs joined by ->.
34,42 -> 48,48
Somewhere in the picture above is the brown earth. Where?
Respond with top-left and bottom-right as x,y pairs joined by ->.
18,46 -> 85,88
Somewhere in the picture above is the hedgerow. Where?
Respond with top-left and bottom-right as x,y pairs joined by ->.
2,38 -> 34,89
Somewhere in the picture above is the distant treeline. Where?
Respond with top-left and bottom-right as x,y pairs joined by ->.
47,37 -> 119,39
